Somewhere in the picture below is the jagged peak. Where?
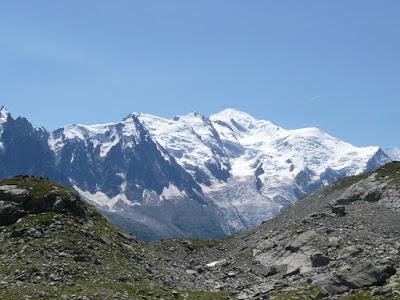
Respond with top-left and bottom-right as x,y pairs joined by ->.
123,111 -> 141,121
0,106 -> 10,123
185,111 -> 203,118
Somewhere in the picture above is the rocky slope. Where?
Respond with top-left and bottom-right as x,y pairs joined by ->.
0,176 -> 229,299
1,163 -> 400,299
149,162 -> 400,299
0,106 -> 392,240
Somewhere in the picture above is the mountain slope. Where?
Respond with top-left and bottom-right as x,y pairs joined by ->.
139,108 -> 391,233
149,162 -> 400,299
0,176 -> 229,299
48,114 -> 225,241
0,107 -> 65,182
3,164 -> 399,299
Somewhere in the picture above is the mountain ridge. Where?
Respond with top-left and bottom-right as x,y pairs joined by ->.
0,106 -> 393,240
385,148 -> 400,161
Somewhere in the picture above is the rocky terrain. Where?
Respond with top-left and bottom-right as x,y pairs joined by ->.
0,176 -> 229,299
148,162 -> 400,299
1,162 -> 400,299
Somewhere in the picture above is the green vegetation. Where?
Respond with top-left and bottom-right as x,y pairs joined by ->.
268,285 -> 321,300
2,166 -> 400,300
374,161 -> 400,185
185,290 -> 232,299
268,285 -> 400,300
338,289 -> 400,300
0,177 -> 233,299
0,176 -> 69,199
321,161 -> 400,194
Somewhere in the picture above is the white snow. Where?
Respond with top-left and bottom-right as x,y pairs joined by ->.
0,106 -> 9,124
206,259 -> 227,268
74,185 -> 140,211
0,106 -> 10,150
48,115 -> 144,157
46,107 -> 391,234
210,109 -> 382,182
160,184 -> 184,200
138,112 -> 230,182
385,148 -> 400,161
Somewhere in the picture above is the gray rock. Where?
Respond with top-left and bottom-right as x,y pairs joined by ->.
288,230 -> 318,250
73,255 -> 91,263
10,228 -> 26,237
0,185 -> 27,195
256,239 -> 276,251
185,269 -> 198,275
322,260 -> 395,296
226,271 -> 236,277
331,206 -> 346,216
310,253 -> 330,267
263,266 -> 278,277
340,246 -> 363,258
0,202 -> 25,226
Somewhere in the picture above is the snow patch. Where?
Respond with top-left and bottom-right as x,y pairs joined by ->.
160,184 -> 184,200
74,186 -> 140,211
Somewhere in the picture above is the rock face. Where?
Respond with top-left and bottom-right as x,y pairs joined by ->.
321,260 -> 396,295
0,106 -> 393,240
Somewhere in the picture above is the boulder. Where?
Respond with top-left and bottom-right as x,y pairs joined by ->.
0,202 -> 25,226
321,260 -> 396,296
310,253 -> 330,267
331,206 -> 346,216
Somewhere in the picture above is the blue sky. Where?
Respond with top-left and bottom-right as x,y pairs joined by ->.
0,1 -> 399,147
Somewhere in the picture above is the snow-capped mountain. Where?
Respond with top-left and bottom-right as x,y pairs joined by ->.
0,106 -> 392,240
140,109 -> 390,233
385,148 -> 400,161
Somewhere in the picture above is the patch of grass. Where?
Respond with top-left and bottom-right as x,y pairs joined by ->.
321,161 -> 400,195
374,161 -> 400,185
338,289 -> 400,300
0,176 -> 70,199
323,173 -> 369,194
269,286 -> 321,300
15,212 -> 56,228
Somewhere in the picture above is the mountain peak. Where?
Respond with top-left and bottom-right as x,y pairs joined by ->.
385,148 -> 400,161
0,106 -> 10,123
210,108 -> 279,134
186,111 -> 202,117
211,108 -> 256,121
123,111 -> 142,121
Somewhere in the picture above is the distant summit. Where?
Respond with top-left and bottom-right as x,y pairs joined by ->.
385,148 -> 400,161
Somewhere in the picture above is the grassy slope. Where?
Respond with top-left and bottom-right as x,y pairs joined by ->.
0,177 -> 231,299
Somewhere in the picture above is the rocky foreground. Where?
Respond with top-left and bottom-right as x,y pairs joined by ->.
1,163 -> 400,299
0,176 -> 228,299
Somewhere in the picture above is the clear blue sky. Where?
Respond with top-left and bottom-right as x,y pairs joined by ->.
0,1 -> 399,147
